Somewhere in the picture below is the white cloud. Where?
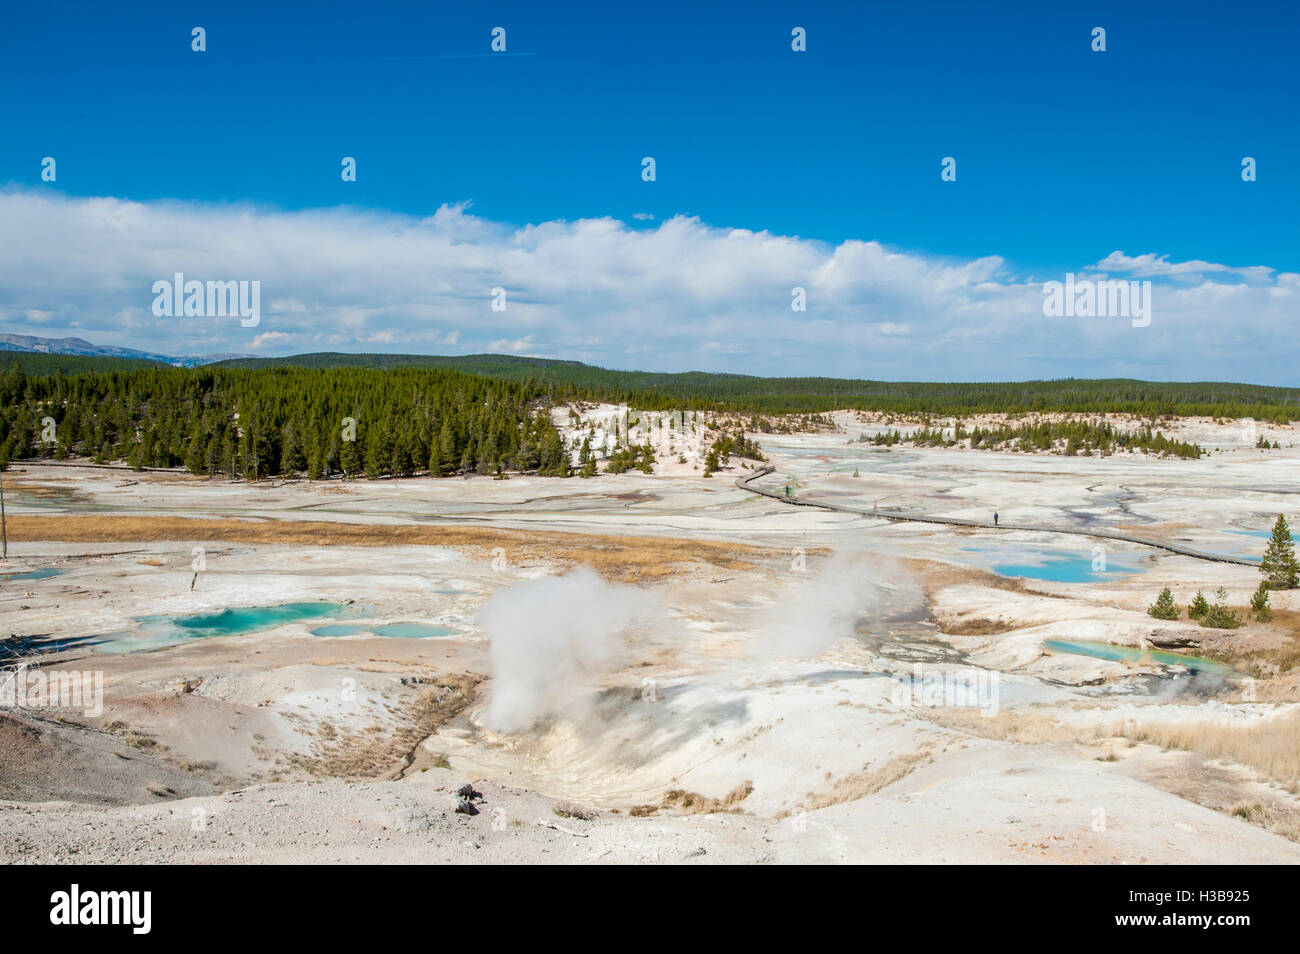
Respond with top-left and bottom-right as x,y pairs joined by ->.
0,189 -> 1295,382
1092,251 -> 1276,284
488,335 -> 536,354
250,331 -> 292,348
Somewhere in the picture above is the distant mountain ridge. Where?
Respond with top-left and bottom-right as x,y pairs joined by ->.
0,333 -> 249,367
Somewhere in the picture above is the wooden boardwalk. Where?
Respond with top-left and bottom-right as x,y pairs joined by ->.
735,467 -> 1257,568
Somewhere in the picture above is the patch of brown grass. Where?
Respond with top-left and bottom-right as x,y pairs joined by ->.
781,748 -> 936,816
1249,610 -> 1300,672
901,557 -> 1059,600
661,780 -> 754,814
941,617 -> 1015,636
1112,710 -> 1300,787
918,709 -> 1077,744
1277,644 -> 1300,673
1232,799 -> 1300,843
8,515 -> 770,582
1199,641 -> 1300,678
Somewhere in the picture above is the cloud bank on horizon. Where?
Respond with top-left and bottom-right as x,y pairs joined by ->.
1,189 -> 1295,383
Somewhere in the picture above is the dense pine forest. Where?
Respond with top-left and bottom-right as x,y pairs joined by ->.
0,353 -> 158,376
7,351 -> 1300,421
0,362 -> 577,478
209,352 -> 1300,421
1,351 -> 1295,477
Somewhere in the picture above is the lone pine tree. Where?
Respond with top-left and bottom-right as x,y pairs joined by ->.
1260,513 -> 1299,589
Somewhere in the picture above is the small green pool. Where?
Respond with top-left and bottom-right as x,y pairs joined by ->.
93,602 -> 348,653
1,567 -> 66,582
1043,639 -> 1235,676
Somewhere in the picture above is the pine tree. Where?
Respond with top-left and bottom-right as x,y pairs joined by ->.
306,429 -> 324,480
339,436 -> 360,478
364,420 -> 390,479
281,423 -> 305,475
438,420 -> 458,474
184,424 -> 206,475
1250,581 -> 1272,621
1200,587 -> 1243,629
1259,513 -> 1298,589
391,428 -> 413,477
577,436 -> 596,477
323,434 -> 338,478
536,424 -> 568,477
220,433 -> 236,479
478,429 -> 500,476
1188,591 -> 1209,620
1147,587 -> 1179,620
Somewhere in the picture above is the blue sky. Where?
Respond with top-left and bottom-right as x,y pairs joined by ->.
1,1 -> 1298,380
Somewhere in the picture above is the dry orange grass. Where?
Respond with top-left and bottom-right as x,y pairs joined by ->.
1252,610 -> 1300,672
661,780 -> 754,814
1231,800 -> 1300,841
1112,709 -> 1300,788
916,708 -> 1076,745
901,557 -> 1046,598
940,617 -> 1016,636
7,514 -> 775,581
779,747 -> 937,816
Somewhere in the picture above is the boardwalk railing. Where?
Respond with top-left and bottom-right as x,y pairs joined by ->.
735,466 -> 1256,567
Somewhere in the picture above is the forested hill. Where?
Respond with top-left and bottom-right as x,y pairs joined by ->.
215,353 -> 1299,420
4,351 -> 1298,438
0,352 -> 161,375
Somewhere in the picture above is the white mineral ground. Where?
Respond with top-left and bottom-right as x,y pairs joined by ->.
0,410 -> 1297,863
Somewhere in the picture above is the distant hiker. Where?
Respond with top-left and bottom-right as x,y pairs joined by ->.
784,483 -> 792,498
994,512 -> 999,526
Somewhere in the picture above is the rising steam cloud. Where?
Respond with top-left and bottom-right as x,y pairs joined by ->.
478,567 -> 658,733
749,550 -> 924,659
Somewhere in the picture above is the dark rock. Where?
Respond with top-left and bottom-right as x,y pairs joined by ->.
1147,628 -> 1201,649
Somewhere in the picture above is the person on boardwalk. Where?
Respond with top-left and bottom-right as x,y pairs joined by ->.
994,512 -> 999,526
